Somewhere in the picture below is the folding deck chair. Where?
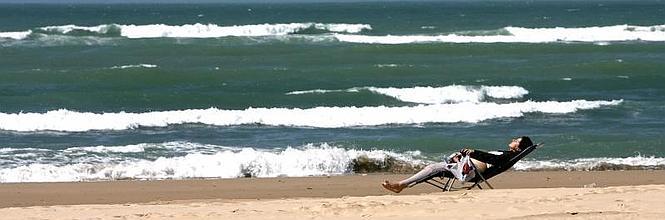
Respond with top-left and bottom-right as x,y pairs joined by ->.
412,142 -> 543,191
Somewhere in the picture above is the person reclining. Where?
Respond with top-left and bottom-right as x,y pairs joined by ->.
382,136 -> 534,193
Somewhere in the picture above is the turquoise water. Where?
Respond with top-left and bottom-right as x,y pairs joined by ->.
1,1 -> 664,182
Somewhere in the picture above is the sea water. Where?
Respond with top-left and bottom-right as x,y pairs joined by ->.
1,1 -> 664,182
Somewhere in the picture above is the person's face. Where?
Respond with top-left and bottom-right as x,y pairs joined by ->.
508,138 -> 522,151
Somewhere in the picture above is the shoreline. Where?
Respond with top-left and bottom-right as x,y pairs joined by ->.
2,170 -> 665,208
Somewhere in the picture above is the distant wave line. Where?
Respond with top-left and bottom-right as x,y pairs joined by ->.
4,24 -> 665,46
287,85 -> 529,104
109,64 -> 158,69
0,22 -> 372,40
334,24 -> 665,44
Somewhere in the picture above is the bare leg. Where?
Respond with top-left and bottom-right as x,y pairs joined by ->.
382,162 -> 448,193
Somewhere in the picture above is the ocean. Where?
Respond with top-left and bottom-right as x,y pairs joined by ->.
1,1 -> 664,183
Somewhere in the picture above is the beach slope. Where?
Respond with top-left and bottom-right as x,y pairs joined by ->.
1,171 -> 665,219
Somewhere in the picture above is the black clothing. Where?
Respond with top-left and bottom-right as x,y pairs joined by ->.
469,150 -> 519,167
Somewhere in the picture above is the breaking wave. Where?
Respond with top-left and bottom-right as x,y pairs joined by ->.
0,30 -> 32,40
1,23 -> 371,40
109,64 -> 158,69
4,24 -> 665,46
515,155 -> 665,171
334,24 -> 665,44
0,99 -> 622,132
0,142 -> 425,183
287,85 -> 529,104
1,141 -> 663,183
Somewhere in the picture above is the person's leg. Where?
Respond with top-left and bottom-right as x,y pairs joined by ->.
382,162 -> 448,193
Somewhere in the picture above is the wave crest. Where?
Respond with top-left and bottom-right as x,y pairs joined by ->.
2,141 -> 664,183
109,64 -> 158,69
1,23 -> 371,40
5,23 -> 665,45
367,85 -> 528,104
0,143 -> 424,183
0,99 -> 621,132
0,30 -> 32,40
118,23 -> 370,38
515,155 -> 665,171
334,24 -> 665,44
287,85 -> 529,104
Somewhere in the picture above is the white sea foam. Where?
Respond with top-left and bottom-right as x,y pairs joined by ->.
0,99 -> 621,132
62,141 -> 227,154
0,34 -> 114,47
514,155 -> 665,171
35,23 -> 370,39
334,24 -> 665,44
287,85 -> 529,104
481,86 -> 530,99
367,86 -> 529,103
285,87 -> 362,95
1,141 -> 663,182
0,30 -> 32,40
312,23 -> 370,33
40,24 -> 115,34
375,64 -> 401,68
6,24 -> 665,44
65,144 -> 147,153
0,143 -> 422,183
110,64 -> 158,69
0,147 -> 51,153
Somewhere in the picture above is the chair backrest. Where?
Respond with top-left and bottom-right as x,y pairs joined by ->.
468,142 -> 542,182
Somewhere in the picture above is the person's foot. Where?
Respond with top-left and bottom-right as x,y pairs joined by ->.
382,180 -> 405,193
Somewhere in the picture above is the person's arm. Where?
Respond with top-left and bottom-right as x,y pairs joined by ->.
447,152 -> 462,163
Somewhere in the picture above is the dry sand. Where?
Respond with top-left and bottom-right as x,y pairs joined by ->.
1,170 -> 665,219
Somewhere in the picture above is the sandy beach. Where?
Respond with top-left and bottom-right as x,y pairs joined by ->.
3,1 -> 665,219
1,170 -> 665,219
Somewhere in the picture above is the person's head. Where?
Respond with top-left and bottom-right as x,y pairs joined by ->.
508,136 -> 533,152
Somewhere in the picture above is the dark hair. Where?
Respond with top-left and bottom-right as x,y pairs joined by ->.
518,136 -> 533,150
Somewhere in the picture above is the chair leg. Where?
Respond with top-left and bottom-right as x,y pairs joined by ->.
429,178 -> 446,186
424,180 -> 446,191
473,169 -> 494,190
466,180 -> 487,190
483,180 -> 494,189
467,182 -> 477,190
442,178 -> 452,191
446,178 -> 456,191
424,177 -> 461,192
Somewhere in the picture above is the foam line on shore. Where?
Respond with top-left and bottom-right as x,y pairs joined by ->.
1,141 -> 664,183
